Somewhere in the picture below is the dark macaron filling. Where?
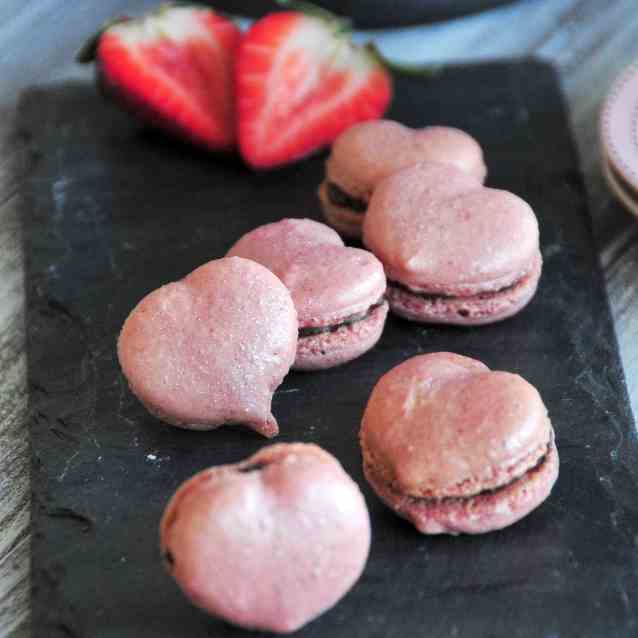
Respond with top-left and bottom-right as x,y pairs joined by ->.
299,297 -> 386,338
387,277 -> 520,301
326,182 -> 368,214
372,435 -> 553,506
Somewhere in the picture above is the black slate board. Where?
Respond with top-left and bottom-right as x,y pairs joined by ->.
24,60 -> 638,638
206,0 -> 517,28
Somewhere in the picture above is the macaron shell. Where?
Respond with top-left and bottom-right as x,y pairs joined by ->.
160,443 -> 371,633
387,251 -> 542,325
363,162 -> 540,296
283,246 -> 386,326
360,352 -> 551,498
228,219 -> 386,326
227,218 -> 342,271
364,437 -> 559,535
295,301 -> 389,370
326,120 -> 487,200
117,257 -> 297,437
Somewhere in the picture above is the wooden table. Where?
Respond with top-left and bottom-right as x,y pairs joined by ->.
1,0 -> 637,635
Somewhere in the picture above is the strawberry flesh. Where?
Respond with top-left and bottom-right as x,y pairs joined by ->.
95,7 -> 240,151
237,12 -> 392,169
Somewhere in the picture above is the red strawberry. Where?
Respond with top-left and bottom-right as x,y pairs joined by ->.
78,6 -> 241,151
236,11 -> 392,169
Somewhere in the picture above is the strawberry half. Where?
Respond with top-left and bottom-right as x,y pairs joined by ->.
236,11 -> 392,169
78,6 -> 241,151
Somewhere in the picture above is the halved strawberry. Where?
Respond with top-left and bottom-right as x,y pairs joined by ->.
78,5 -> 241,151
236,11 -> 392,169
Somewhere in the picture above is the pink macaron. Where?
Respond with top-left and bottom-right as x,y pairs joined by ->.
319,120 -> 487,238
363,162 -> 542,325
117,256 -> 297,437
360,352 -> 559,535
160,443 -> 371,633
227,218 -> 388,370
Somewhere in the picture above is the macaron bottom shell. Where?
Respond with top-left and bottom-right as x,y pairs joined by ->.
318,180 -> 366,239
364,435 -> 559,535
295,301 -> 388,370
386,253 -> 542,326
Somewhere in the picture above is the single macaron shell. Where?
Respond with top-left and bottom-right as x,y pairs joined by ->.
363,162 -> 542,325
160,443 -> 371,633
227,218 -> 388,370
319,120 -> 487,237
117,256 -> 297,437
360,352 -> 559,534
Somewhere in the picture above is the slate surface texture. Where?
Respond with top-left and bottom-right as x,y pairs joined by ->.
24,61 -> 638,637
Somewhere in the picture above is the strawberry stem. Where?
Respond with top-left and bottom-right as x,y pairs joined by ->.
76,16 -> 129,63
275,0 -> 351,31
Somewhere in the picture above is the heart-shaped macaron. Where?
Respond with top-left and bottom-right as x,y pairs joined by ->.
160,443 -> 371,633
363,162 -> 542,325
319,120 -> 487,237
117,256 -> 297,437
227,218 -> 388,370
360,352 -> 559,534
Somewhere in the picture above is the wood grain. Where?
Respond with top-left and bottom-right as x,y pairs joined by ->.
2,0 -> 638,635
0,115 -> 29,638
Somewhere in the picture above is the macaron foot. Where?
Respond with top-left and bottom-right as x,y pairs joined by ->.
295,300 -> 388,370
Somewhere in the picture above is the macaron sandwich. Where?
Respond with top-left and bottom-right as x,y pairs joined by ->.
228,218 -> 388,370
319,120 -> 486,237
363,162 -> 542,325
360,352 -> 559,534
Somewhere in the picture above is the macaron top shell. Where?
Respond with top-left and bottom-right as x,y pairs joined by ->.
160,443 -> 371,634
360,353 -> 551,498
228,218 -> 386,327
326,120 -> 487,199
228,218 -> 343,267
117,256 -> 297,436
363,162 -> 540,296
